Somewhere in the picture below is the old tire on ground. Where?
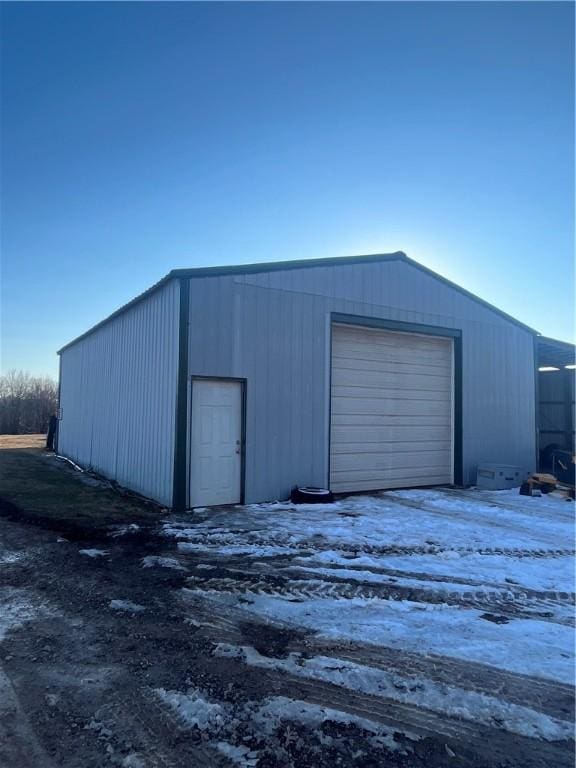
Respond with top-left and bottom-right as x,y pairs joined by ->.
290,486 -> 334,504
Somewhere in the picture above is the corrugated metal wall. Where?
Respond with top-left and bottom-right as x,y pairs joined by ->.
538,369 -> 575,453
58,279 -> 180,506
187,260 -> 536,503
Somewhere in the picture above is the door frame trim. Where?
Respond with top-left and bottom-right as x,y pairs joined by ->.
187,376 -> 247,508
172,278 -> 191,510
328,313 -> 463,489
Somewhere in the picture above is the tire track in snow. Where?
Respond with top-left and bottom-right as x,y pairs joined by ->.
173,536 -> 575,560
275,560 -> 575,603
213,643 -> 573,741
200,647 -> 575,768
181,592 -> 575,724
184,573 -> 574,627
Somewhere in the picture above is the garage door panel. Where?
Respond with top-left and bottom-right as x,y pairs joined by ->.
331,450 -> 452,473
332,366 -> 452,389
331,474 -> 453,493
335,325 -> 448,344
331,425 -> 451,443
331,473 -> 453,487
333,333 -> 449,351
330,324 -> 454,492
332,353 -> 452,377
332,345 -> 450,373
333,345 -> 450,367
331,466 -> 453,482
331,440 -> 452,455
335,325 -> 449,348
331,397 -> 451,417
332,413 -> 451,428
333,381 -> 451,397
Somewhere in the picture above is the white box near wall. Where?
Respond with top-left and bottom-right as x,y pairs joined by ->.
476,463 -> 528,490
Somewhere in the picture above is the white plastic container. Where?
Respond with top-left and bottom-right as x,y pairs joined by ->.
476,463 -> 528,490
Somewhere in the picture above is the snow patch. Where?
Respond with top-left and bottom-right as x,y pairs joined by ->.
218,545 -> 301,557
285,564 -> 484,594
154,688 -> 224,729
141,556 -> 187,571
297,548 -> 575,595
204,593 -> 574,684
79,549 -> 109,558
109,599 -> 145,613
110,523 -> 141,538
213,644 -> 572,741
251,696 -> 417,752
0,551 -> 25,565
55,455 -> 84,472
167,489 -> 574,553
121,755 -> 146,768
216,742 -> 259,766
0,588 -> 53,641
177,542 -> 208,553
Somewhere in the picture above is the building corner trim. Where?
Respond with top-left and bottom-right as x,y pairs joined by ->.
55,353 -> 62,453
172,278 -> 190,510
453,335 -> 464,486
533,334 -> 540,471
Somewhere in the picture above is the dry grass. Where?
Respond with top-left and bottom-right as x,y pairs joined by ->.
0,434 -> 46,450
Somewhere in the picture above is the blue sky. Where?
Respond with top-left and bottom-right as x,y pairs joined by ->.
1,1 -> 574,378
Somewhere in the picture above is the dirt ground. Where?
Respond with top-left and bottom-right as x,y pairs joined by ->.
0,448 -> 574,768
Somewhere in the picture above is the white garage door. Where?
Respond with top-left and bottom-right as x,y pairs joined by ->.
330,324 -> 454,493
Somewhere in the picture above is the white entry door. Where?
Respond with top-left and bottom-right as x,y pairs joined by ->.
189,379 -> 243,507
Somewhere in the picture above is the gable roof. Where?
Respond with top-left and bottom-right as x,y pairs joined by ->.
58,251 -> 537,353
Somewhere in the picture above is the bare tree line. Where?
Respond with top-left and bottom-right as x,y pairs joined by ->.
0,370 -> 58,435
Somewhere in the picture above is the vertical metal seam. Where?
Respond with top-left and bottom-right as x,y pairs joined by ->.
327,319 -> 333,489
241,380 -> 247,504
172,278 -> 190,510
533,334 -> 540,470
563,368 -> 573,450
453,334 -> 464,486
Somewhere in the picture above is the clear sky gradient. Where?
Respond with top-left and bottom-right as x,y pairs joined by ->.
1,1 -> 574,378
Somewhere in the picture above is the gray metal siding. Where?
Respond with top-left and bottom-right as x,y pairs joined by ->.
187,260 -> 536,503
538,369 -> 575,452
58,279 -> 180,505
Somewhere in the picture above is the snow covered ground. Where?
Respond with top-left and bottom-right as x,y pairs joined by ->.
1,485 -> 573,768
165,488 -> 574,554
157,487 -> 575,753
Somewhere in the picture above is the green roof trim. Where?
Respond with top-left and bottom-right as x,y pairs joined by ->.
57,251 -> 537,353
167,251 -> 406,279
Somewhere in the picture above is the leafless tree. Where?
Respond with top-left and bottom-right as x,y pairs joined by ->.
0,370 -> 58,434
